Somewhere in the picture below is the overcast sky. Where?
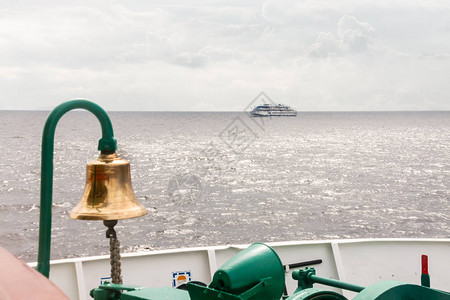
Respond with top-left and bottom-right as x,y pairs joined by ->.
1,0 -> 450,111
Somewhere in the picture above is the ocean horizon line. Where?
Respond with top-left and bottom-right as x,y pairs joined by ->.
1,109 -> 449,113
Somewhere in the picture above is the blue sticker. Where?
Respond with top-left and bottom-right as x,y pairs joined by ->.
100,276 -> 123,285
172,271 -> 191,287
100,277 -> 111,285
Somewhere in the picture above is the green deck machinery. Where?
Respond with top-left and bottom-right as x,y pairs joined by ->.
90,243 -> 450,300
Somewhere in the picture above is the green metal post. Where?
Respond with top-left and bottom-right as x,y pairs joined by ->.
308,274 -> 365,293
37,100 -> 117,277
293,268 -> 366,293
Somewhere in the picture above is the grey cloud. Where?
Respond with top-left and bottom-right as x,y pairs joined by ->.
113,33 -> 173,64
309,32 -> 341,57
171,45 -> 254,68
1,1 -> 450,111
310,15 -> 375,57
338,15 -> 374,53
173,52 -> 208,68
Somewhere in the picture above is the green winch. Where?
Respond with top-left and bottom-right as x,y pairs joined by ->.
90,243 -> 450,300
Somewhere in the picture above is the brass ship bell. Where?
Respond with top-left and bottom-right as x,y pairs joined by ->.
69,152 -> 147,220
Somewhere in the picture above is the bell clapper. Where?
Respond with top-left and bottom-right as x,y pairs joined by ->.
103,220 -> 123,284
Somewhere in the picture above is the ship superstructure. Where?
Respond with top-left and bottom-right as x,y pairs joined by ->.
250,103 -> 297,116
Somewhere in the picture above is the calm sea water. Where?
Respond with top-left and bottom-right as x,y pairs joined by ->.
0,110 -> 449,262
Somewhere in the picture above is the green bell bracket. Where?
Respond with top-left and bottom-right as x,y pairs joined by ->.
37,100 -> 117,278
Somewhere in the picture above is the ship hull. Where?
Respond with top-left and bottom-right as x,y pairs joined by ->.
28,238 -> 450,300
251,111 -> 297,117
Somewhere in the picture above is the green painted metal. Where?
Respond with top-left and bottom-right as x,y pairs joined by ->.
187,279 -> 278,300
91,278 -> 450,300
187,282 -> 243,300
290,268 -> 450,300
88,244 -> 450,300
352,281 -> 450,300
37,100 -> 117,277
120,287 -> 191,300
292,268 -> 365,293
203,243 -> 285,300
422,273 -> 431,288
285,288 -> 347,300
291,268 -> 314,291
90,282 -> 137,300
91,283 -> 191,300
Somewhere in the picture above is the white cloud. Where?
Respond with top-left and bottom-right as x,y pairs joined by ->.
309,32 -> 341,57
337,15 -> 374,53
309,15 -> 375,57
0,1 -> 449,111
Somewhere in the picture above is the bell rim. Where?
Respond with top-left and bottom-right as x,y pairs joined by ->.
69,209 -> 148,221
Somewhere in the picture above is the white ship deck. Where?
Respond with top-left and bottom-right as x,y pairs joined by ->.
28,238 -> 450,300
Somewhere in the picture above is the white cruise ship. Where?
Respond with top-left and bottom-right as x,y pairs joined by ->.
250,103 -> 297,117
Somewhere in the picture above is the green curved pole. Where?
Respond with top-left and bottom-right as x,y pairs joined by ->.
37,100 -> 117,277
